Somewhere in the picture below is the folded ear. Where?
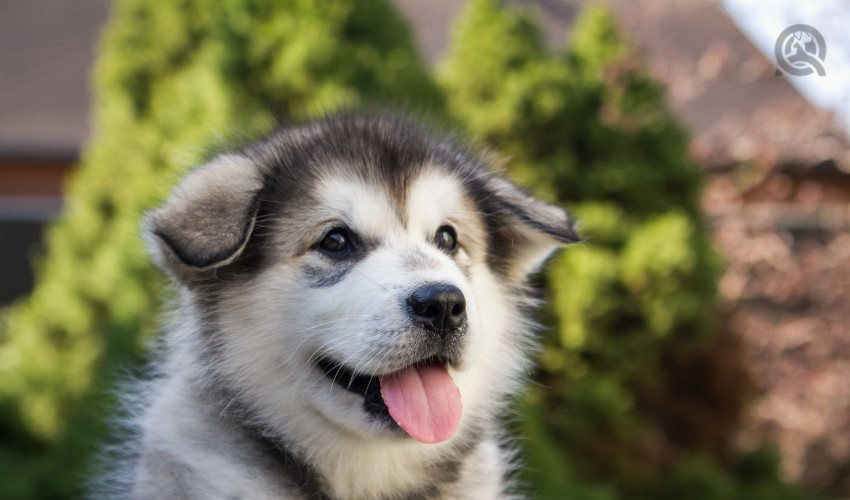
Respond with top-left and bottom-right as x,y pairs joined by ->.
484,176 -> 580,279
147,154 -> 265,281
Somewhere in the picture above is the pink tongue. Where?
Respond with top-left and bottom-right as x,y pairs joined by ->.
379,361 -> 462,444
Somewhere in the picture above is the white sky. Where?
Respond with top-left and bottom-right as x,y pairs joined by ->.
718,0 -> 850,133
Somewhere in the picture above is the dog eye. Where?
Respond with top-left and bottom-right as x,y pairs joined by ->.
435,226 -> 457,252
319,228 -> 351,254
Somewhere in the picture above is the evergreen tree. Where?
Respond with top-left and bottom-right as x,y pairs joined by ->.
0,1 -> 437,497
0,0 -> 816,498
439,1 -> 810,499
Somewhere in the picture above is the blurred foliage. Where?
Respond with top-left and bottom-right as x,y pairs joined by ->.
0,0 -> 817,499
0,0 -> 436,497
439,2 -> 814,499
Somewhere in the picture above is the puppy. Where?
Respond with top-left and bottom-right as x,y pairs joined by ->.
102,112 -> 577,499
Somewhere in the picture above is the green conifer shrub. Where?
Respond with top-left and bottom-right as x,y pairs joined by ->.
0,1 -> 816,499
0,1 -> 436,497
439,2 -> 812,499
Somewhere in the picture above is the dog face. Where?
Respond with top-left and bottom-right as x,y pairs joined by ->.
148,114 -> 577,447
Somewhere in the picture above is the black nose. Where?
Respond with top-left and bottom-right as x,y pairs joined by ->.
407,284 -> 467,334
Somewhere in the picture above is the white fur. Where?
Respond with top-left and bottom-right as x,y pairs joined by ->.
100,151 -> 565,500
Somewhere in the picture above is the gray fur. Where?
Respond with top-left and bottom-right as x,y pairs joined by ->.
94,112 -> 577,500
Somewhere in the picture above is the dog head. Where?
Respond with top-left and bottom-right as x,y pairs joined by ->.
147,113 -> 577,447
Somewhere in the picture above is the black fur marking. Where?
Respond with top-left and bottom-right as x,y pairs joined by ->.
191,367 -> 333,499
392,485 -> 440,500
303,233 -> 371,288
303,262 -> 355,288
502,201 -> 581,244
241,112 -> 440,233
249,432 -> 332,500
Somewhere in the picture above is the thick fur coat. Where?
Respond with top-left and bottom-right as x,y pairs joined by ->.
96,113 -> 577,499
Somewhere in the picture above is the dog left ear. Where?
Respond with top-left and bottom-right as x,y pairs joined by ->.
147,154 -> 265,281
485,176 -> 580,279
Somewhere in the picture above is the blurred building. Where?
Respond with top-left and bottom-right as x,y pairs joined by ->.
1,0 -> 848,495
587,3 -> 850,495
0,0 -> 109,304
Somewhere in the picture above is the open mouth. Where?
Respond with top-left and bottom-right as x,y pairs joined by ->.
316,356 -> 463,444
316,357 -> 391,420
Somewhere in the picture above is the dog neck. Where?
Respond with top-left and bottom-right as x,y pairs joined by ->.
246,410 -> 485,499
194,367 -> 484,500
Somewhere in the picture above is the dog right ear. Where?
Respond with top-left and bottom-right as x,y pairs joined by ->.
146,154 -> 265,281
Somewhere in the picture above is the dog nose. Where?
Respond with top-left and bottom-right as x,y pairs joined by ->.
407,284 -> 467,334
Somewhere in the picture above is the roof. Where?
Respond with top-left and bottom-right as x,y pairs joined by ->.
0,0 -> 109,159
608,0 -> 850,171
394,0 -> 850,172
0,0 -> 847,172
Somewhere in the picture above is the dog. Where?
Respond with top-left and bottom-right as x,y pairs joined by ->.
98,112 -> 577,499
